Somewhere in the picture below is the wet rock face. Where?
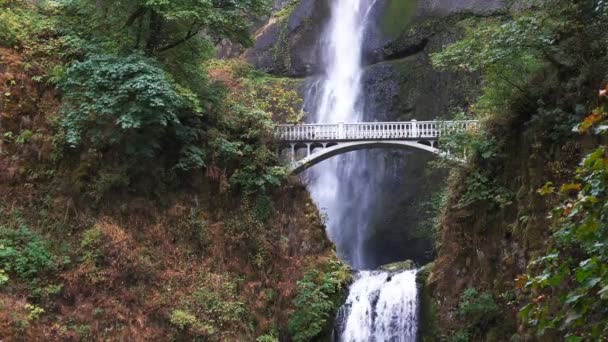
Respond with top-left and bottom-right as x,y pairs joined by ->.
244,0 -> 330,76
416,0 -> 507,17
362,53 -> 480,122
244,0 -> 517,76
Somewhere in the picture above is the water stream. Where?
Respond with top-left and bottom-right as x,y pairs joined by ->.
336,270 -> 418,341
302,0 -> 419,340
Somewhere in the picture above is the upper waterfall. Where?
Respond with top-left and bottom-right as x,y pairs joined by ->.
314,0 -> 375,124
305,0 -> 377,269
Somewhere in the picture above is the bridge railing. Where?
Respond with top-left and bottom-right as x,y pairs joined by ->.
275,120 -> 479,141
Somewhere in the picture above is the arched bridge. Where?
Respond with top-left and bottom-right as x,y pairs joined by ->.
275,120 -> 479,174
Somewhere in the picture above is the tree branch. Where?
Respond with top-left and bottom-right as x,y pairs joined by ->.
155,22 -> 203,52
124,6 -> 147,28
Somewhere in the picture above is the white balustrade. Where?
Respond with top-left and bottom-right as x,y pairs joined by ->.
275,120 -> 479,142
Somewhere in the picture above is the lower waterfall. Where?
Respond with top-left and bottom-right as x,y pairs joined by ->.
335,270 -> 418,342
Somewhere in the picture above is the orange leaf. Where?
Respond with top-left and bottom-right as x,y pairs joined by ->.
515,274 -> 528,289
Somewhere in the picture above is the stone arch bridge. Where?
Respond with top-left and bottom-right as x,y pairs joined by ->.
275,120 -> 479,174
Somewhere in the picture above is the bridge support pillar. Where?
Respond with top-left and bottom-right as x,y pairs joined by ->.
306,143 -> 311,157
290,143 -> 295,163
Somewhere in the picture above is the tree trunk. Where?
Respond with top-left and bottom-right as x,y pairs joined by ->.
145,11 -> 163,55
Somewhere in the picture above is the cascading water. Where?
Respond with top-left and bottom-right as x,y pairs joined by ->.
336,270 -> 418,341
303,0 -> 419,340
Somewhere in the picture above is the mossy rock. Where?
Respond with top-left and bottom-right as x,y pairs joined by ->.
378,0 -> 417,40
244,0 -> 330,77
417,262 -> 440,342
380,259 -> 416,272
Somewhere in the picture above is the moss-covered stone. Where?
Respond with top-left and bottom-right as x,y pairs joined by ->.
380,259 -> 416,272
417,263 -> 440,342
378,0 -> 417,39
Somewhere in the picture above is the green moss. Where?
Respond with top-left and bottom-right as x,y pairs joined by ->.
417,263 -> 440,342
379,0 -> 417,39
271,17 -> 292,74
274,0 -> 301,20
380,259 -> 416,271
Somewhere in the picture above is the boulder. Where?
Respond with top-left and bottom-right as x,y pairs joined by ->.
380,259 -> 417,272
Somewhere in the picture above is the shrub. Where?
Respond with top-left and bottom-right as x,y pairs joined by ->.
224,203 -> 274,268
256,331 -> 279,342
58,54 -> 206,176
171,273 -> 249,339
451,330 -> 470,342
288,256 -> 351,342
0,222 -> 56,280
169,309 -> 197,330
457,288 -> 499,331
457,170 -> 513,209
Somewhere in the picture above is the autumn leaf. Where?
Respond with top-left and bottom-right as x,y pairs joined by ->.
579,112 -> 603,133
537,182 -> 555,196
560,183 -> 582,194
515,274 -> 528,289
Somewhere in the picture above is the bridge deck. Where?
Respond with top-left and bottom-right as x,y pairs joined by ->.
275,120 -> 479,142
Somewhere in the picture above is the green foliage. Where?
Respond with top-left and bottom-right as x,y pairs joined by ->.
169,309 -> 197,330
451,330 -> 470,342
457,170 -> 513,209
256,330 -> 279,342
432,0 -> 608,339
438,115 -> 501,162
414,184 -> 448,242
432,0 -> 608,121
25,303 -> 45,321
0,268 -> 9,286
178,208 -> 210,254
59,54 -> 205,171
457,288 -> 499,328
172,273 -> 250,339
431,15 -> 551,117
274,0 -> 300,20
0,219 -> 56,280
451,288 -> 498,341
521,136 -> 608,338
288,256 -> 351,342
80,227 -> 104,263
224,202 -> 276,268
207,60 -> 294,194
58,0 -> 269,53
252,194 -> 274,222
0,1 -> 57,50
0,1 -> 31,47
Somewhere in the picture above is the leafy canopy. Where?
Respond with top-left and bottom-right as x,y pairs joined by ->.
59,54 -> 206,173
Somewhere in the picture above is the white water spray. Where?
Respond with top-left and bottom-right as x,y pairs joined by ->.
337,270 -> 419,342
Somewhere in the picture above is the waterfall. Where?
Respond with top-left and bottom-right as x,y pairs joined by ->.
336,270 -> 419,342
304,0 -> 376,269
302,0 -> 419,340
